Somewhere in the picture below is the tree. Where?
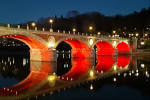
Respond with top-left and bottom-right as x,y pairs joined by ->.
66,10 -> 79,18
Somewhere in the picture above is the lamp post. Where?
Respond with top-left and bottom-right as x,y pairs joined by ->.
73,28 -> 76,34
49,19 -> 53,32
112,30 -> 117,37
89,26 -> 93,35
31,22 -> 37,31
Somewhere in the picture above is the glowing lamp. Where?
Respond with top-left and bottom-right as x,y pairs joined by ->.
97,32 -> 101,35
48,75 -> 57,87
48,42 -> 54,48
89,26 -> 93,31
141,41 -> 144,45
73,28 -> 76,32
113,41 -> 117,47
48,75 -> 56,81
141,64 -> 145,68
89,38 -> 93,46
31,22 -> 36,27
145,34 -> 148,37
136,33 -> 139,37
112,30 -> 116,34
90,84 -> 94,90
49,19 -> 53,23
89,69 -> 94,78
113,65 -> 117,71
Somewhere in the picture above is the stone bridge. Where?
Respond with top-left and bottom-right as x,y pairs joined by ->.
0,26 -> 134,61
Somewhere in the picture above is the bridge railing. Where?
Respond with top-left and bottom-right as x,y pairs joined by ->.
0,24 -> 127,40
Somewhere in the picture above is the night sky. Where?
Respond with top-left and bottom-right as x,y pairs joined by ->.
0,0 -> 149,24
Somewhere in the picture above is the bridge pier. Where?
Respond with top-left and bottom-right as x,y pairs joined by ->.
30,49 -> 57,62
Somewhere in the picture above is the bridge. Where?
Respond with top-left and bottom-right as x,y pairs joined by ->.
0,26 -> 135,61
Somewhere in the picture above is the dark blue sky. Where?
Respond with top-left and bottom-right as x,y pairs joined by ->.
0,0 -> 149,24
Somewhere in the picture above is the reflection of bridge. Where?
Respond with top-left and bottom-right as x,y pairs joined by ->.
0,26 -> 135,61
0,56 -> 132,100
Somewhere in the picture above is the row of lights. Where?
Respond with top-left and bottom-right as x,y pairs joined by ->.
6,19 -> 101,36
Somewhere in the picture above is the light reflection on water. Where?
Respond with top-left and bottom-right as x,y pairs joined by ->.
0,54 -> 150,100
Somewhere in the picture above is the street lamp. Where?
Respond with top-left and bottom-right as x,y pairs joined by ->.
135,33 -> 139,37
31,22 -> 36,27
49,19 -> 53,32
31,22 -> 37,31
89,26 -> 93,35
112,30 -> 116,34
73,28 -> 76,34
89,26 -> 93,31
97,32 -> 101,35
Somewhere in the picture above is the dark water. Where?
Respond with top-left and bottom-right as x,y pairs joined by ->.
0,53 -> 150,100
0,55 -> 30,88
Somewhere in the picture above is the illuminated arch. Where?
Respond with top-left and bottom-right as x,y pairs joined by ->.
0,34 -> 50,61
57,38 -> 91,58
96,40 -> 114,55
116,42 -> 131,55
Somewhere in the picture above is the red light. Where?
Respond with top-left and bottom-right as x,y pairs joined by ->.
65,39 -> 91,58
61,58 -> 91,81
117,56 -> 130,68
96,40 -> 114,55
116,42 -> 130,54
95,56 -> 115,73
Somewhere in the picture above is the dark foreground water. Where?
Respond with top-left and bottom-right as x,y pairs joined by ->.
0,53 -> 150,100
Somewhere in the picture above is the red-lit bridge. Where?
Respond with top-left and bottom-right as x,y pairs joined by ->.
0,26 -> 135,61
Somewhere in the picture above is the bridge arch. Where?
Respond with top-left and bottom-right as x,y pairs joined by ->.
94,40 -> 114,55
56,37 -> 91,58
116,42 -> 131,55
0,33 -> 52,61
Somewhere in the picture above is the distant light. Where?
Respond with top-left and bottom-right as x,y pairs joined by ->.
49,19 -> 53,23
141,64 -> 145,68
113,78 -> 116,82
73,28 -> 76,32
136,33 -> 139,37
31,22 -> 36,27
89,26 -> 93,31
135,73 -> 139,77
141,41 -> 145,45
124,73 -> 127,77
90,84 -> 94,90
146,71 -> 148,75
89,69 -> 94,78
132,70 -> 134,74
112,30 -> 116,34
145,34 -> 148,37
97,32 -> 101,35
131,34 -> 134,36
